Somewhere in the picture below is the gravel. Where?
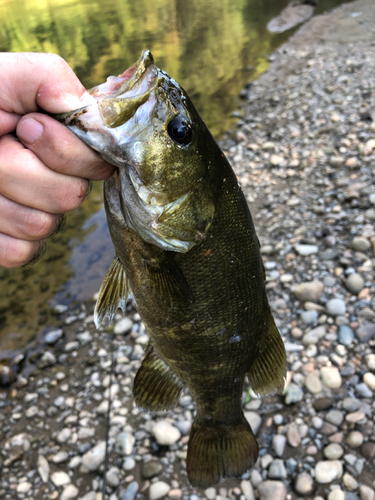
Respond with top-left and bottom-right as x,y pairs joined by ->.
2,1 -> 375,499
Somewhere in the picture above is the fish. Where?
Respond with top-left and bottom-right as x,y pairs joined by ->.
58,50 -> 286,488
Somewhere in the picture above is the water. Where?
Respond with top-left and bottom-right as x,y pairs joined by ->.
0,0 -> 349,356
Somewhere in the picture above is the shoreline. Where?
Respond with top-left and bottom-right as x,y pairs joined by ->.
2,1 -> 375,499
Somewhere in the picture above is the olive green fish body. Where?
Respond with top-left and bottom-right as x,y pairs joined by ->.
60,50 -> 286,488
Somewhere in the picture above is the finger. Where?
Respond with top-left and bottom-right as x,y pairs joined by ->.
0,110 -> 21,135
0,135 -> 89,214
0,232 -> 45,268
0,193 -> 61,241
17,114 -> 115,181
0,52 -> 89,115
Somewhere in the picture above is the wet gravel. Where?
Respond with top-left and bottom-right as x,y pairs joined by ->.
1,1 -> 375,499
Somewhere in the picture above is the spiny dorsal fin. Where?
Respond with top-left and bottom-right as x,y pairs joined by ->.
133,347 -> 184,411
247,308 -> 286,396
94,256 -> 129,328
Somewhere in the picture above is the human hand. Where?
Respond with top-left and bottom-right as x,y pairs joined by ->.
0,52 -> 115,268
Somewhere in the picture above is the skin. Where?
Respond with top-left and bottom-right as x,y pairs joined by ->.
0,52 -> 115,268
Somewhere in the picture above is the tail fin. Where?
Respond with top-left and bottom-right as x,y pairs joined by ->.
186,415 -> 258,489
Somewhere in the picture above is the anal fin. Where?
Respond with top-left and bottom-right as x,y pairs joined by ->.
133,347 -> 184,411
247,308 -> 286,396
94,256 -> 129,328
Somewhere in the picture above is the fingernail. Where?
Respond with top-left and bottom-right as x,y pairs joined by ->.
18,118 -> 44,144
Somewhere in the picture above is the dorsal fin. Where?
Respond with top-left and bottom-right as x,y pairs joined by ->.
94,256 -> 129,327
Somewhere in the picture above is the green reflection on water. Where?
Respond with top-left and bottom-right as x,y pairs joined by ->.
0,0 -> 348,354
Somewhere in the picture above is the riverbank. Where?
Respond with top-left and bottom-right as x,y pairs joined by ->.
1,1 -> 375,499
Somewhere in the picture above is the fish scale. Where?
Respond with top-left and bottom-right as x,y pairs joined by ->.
55,49 -> 286,489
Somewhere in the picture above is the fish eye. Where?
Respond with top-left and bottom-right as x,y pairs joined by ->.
167,116 -> 193,146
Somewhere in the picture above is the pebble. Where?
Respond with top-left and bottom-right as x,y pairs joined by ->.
38,351 -> 56,368
346,431 -> 364,448
17,481 -> 32,494
142,460 -> 163,479
258,480 -> 286,500
326,298 -> 346,316
114,317 -> 133,334
315,460 -> 343,483
115,432 -> 135,455
293,281 -> 324,302
51,471 -> 71,486
286,422 -> 300,447
302,325 -> 326,345
351,237 -> 371,252
294,472 -> 314,495
359,486 -> 375,500
328,491 -> 345,500
356,382 -> 373,398
343,472 -> 358,491
326,410 -> 344,426
152,420 -> 181,446
245,411 -> 262,435
272,434 -> 286,457
323,443 -> 344,459
345,273 -> 365,294
295,244 -> 319,256
363,372 -> 375,390
356,323 -> 375,342
121,481 -> 139,500
240,480 -> 255,500
320,367 -> 342,389
149,481 -> 171,500
305,371 -> 322,393
268,459 -> 287,479
61,484 -> 79,500
82,441 -> 106,471
338,325 -> 355,346
45,328 -> 63,344
37,454 -> 50,483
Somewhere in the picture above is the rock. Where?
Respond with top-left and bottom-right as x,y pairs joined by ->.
17,482 -> 32,494
268,459 -> 287,479
356,323 -> 375,342
267,3 -> 314,33
359,485 -> 375,500
361,442 -> 375,459
37,455 -> 50,483
152,420 -> 181,446
351,237 -> 371,252
82,441 -> 106,471
44,328 -> 63,344
120,481 -> 139,500
106,467 -> 120,488
323,443 -> 344,459
345,273 -> 365,294
315,460 -> 343,483
346,431 -> 364,448
270,154 -> 284,166
326,298 -> 346,316
38,351 -> 56,368
115,432 -> 135,455
346,411 -> 366,424
61,485 -> 79,500
320,366 -> 342,389
286,422 -> 301,447
142,460 -> 163,479
356,382 -> 373,398
51,471 -> 71,486
284,383 -> 303,405
56,428 -> 71,444
149,481 -> 171,500
338,325 -> 355,346
294,472 -> 314,496
343,472 -> 358,491
258,480 -> 286,500
305,371 -> 322,393
300,310 -> 318,324
245,412 -> 262,435
240,480 -> 255,500
272,434 -> 286,457
205,487 -> 216,500
293,282 -> 324,303
363,372 -> 375,390
295,244 -> 319,256
342,397 -> 361,412
325,410 -> 344,426
114,317 -> 133,335
302,325 -> 326,345
0,365 -> 17,386
328,491 -> 345,500
329,156 -> 345,167
313,397 -> 332,411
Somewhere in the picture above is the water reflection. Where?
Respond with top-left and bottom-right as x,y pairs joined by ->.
0,0 -> 348,355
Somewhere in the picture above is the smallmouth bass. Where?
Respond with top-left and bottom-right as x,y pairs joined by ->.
59,50 -> 286,488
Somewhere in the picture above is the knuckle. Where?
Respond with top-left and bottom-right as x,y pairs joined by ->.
58,178 -> 89,212
25,211 -> 57,239
1,238 -> 39,268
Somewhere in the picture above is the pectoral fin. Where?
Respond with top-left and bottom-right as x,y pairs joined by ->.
133,347 -> 184,411
247,308 -> 286,396
94,256 -> 130,328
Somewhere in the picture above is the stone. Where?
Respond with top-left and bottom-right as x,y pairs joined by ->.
205,488 -> 216,500
272,434 -> 286,457
323,443 -> 343,459
359,485 -> 375,500
326,298 -> 346,316
305,371 -> 322,394
51,471 -> 71,486
37,454 -> 50,483
245,412 -> 262,435
17,482 -> 32,494
343,472 -> 358,491
363,372 -> 375,391
351,237 -> 371,252
152,420 -> 181,446
258,481 -> 286,500
106,467 -> 120,488
361,442 -> 375,459
114,317 -> 133,335
38,351 -> 56,368
286,422 -> 300,447
293,282 -> 324,303
329,156 -> 345,167
301,310 -> 318,324
240,480 -> 255,500
328,491 -> 345,500
320,367 -> 342,389
338,325 -> 355,346
295,244 -> 319,256
342,397 -> 361,412
302,325 -> 326,345
346,411 -> 366,424
142,460 -> 163,479
346,431 -> 364,448
315,460 -> 343,483
268,459 -> 287,479
115,432 -> 135,455
356,323 -> 375,342
345,273 -> 365,294
325,410 -> 344,426
250,469 -> 263,487
313,397 -> 332,411
121,481 -> 139,500
294,472 -> 314,495
61,485 -> 79,500
82,441 -> 106,471
149,481 -> 171,500
356,382 -> 373,398
45,328 -> 63,344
